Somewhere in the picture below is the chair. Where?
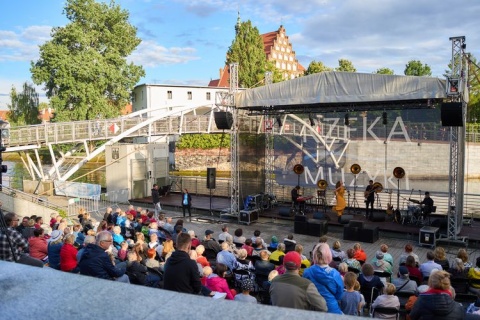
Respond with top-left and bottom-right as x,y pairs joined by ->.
269,259 -> 281,266
348,266 -> 360,275
371,306 -> 399,319
374,271 -> 392,283
394,291 -> 415,316
333,256 -> 342,262
203,248 -> 217,261
284,241 -> 296,253
450,277 -> 469,294
233,242 -> 244,249
408,275 -> 421,286
360,287 -> 380,312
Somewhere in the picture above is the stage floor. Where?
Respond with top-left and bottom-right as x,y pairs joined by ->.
131,192 -> 480,243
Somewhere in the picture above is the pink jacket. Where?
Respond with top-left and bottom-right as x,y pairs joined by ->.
206,275 -> 234,300
28,236 -> 48,260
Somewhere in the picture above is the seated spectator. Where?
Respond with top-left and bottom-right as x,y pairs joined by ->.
242,239 -> 254,256
405,255 -> 423,284
126,251 -> 160,287
47,230 -> 64,270
371,283 -> 400,319
283,234 -> 297,252
163,217 -> 174,235
134,242 -> 148,265
419,251 -> 443,278
195,245 -> 210,268
162,239 -> 175,260
148,233 -> 163,259
410,270 -> 463,319
358,263 -> 385,298
398,243 -> 419,266
433,246 -> 450,271
34,216 -> 43,229
392,266 -> 417,294
188,230 -> 201,249
268,236 -> 279,250
72,224 -> 84,247
218,225 -> 232,242
77,235 -> 95,262
78,231 -> 129,283
296,244 -> 311,276
269,243 -> 286,263
112,226 -> 124,249
235,248 -> 256,284
371,244 -> 393,267
254,250 -> 275,279
60,234 -> 79,273
467,256 -> 480,296
456,248 -> 472,269
117,241 -> 128,262
252,238 -> 268,256
217,241 -> 240,271
353,243 -> 367,263
28,228 -> 48,263
331,240 -> 347,262
345,248 -> 361,271
338,262 -> 348,278
145,248 -> 160,269
201,229 -> 221,254
205,263 -> 236,300
373,251 -> 392,274
449,258 -> 468,294
234,279 -> 257,304
341,271 -> 363,316
22,219 -> 36,240
251,230 -> 267,248
233,228 -> 246,244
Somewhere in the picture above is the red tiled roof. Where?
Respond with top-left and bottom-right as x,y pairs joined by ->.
262,31 -> 277,57
0,110 -> 9,121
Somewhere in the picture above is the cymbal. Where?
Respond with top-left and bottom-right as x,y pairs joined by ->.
408,198 -> 420,204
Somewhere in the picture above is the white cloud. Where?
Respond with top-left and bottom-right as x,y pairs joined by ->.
130,40 -> 200,67
0,25 -> 51,63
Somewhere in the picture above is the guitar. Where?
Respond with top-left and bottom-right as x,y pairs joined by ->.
386,190 -> 394,215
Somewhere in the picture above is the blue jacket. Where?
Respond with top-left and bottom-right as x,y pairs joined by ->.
47,242 -> 63,270
78,244 -> 126,280
303,264 -> 344,314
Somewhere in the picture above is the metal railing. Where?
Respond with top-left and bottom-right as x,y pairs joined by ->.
67,188 -> 131,219
0,185 -> 66,213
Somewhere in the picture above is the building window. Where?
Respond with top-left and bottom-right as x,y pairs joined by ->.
272,52 -> 277,59
187,91 -> 192,100
132,93 -> 136,102
167,91 -> 172,99
206,92 -> 211,100
276,61 -> 280,68
281,47 -> 285,52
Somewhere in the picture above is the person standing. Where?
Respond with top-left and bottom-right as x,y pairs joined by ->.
364,180 -> 375,219
181,189 -> 192,218
151,184 -> 161,220
334,181 -> 346,218
420,191 -> 434,222
291,186 -> 300,210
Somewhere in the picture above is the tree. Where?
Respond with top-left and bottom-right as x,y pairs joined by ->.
305,60 -> 332,75
30,0 -> 145,122
466,54 -> 480,122
226,20 -> 271,88
375,67 -> 394,75
404,60 -> 432,76
336,59 -> 357,72
7,82 -> 41,126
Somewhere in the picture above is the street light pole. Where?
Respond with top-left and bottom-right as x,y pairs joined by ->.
0,120 -> 9,191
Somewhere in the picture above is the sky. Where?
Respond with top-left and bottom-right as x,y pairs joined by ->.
1,0 -> 479,110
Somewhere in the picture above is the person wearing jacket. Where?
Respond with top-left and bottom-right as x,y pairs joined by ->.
181,189 -> 192,218
60,234 -> 78,272
163,232 -> 201,294
410,270 -> 463,320
151,184 -> 161,220
303,242 -> 344,314
28,228 -> 48,263
205,263 -> 236,300
78,231 -> 129,283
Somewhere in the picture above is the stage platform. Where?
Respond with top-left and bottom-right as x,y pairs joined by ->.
130,192 -> 480,245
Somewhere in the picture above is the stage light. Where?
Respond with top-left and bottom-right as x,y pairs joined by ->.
344,113 -> 349,126
276,116 -> 283,127
309,114 -> 315,126
382,112 -> 388,125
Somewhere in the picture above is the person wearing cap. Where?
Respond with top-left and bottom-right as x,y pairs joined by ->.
201,229 -> 221,253
234,278 -> 258,304
392,266 -> 417,294
270,251 -> 327,311
47,229 -> 64,270
0,212 -> 43,267
419,251 -> 443,278
304,242 -> 344,314
372,251 -> 392,274
78,231 -> 129,283
410,270 -> 463,320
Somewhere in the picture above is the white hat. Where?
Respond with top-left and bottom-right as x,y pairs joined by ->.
49,230 -> 63,243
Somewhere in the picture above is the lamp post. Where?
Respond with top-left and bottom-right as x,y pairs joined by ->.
0,119 -> 9,191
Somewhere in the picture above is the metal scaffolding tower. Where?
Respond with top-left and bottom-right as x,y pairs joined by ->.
229,63 -> 240,215
264,71 -> 274,196
446,36 -> 468,239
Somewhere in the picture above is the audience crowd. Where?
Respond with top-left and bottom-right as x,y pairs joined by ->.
2,207 -> 480,319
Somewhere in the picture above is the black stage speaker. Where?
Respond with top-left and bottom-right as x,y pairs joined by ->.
214,111 -> 233,130
294,221 -> 308,235
313,212 -> 328,220
294,215 -> 307,222
307,219 -> 328,237
441,102 -> 463,127
278,207 -> 293,217
348,220 -> 364,228
339,214 -> 354,225
206,167 -> 216,189
370,212 -> 386,222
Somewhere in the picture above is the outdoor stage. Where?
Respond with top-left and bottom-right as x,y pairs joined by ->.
131,192 -> 480,245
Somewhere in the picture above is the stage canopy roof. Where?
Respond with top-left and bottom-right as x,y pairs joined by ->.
235,71 -> 447,115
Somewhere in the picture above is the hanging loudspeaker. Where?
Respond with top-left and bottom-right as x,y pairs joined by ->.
382,112 -> 388,125
207,167 -> 216,189
214,111 -> 233,130
441,103 -> 463,127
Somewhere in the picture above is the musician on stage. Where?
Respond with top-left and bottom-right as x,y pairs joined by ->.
333,181 -> 346,217
364,180 -> 375,220
421,191 -> 434,221
291,185 -> 301,210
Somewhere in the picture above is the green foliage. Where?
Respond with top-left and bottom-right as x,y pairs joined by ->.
30,0 -> 145,122
466,54 -> 480,122
7,82 -> 41,126
226,20 -> 269,88
305,60 -> 333,75
336,59 -> 357,72
404,60 -> 432,76
176,134 -> 230,149
375,67 -> 394,75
